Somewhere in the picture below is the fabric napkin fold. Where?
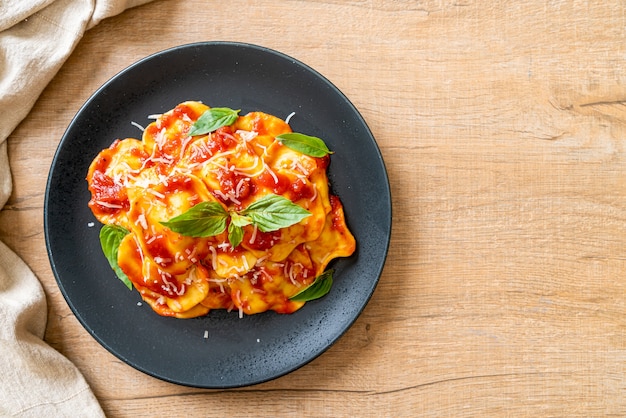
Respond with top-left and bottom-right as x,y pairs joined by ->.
0,0 -> 153,416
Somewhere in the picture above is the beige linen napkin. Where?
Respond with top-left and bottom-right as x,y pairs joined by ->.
0,0 -> 153,416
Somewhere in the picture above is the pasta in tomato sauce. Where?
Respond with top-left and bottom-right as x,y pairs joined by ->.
87,101 -> 355,318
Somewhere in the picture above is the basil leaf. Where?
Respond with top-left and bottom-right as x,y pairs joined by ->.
241,194 -> 311,232
228,222 -> 244,248
161,202 -> 228,237
99,224 -> 132,290
228,213 -> 252,247
276,133 -> 333,157
289,270 -> 334,302
188,107 -> 240,136
230,212 -> 252,228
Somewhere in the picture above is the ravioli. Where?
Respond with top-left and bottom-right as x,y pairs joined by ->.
87,101 -> 355,318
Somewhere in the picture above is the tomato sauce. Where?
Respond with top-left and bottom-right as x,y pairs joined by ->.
284,258 -> 315,284
88,170 -> 129,213
210,126 -> 238,152
130,146 -> 150,161
214,167 -> 254,203
317,154 -> 330,170
256,170 -> 290,195
329,194 -> 347,232
172,103 -> 203,121
252,114 -> 268,135
162,174 -> 196,195
144,235 -> 175,267
289,178 -> 314,201
243,229 -> 281,251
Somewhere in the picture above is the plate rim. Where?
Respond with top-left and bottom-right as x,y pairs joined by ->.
44,41 -> 392,388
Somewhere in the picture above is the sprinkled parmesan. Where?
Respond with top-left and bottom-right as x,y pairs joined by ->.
135,213 -> 148,230
175,284 -> 186,296
255,254 -> 268,266
235,178 -> 248,197
235,290 -> 243,319
154,256 -> 172,265
249,224 -> 258,244
265,165 -> 279,184
179,135 -> 193,157
95,201 -> 123,209
150,156 -> 174,165
148,189 -> 165,199
310,184 -> 318,202
242,256 -> 250,270
236,129 -> 258,142
214,189 -> 240,205
133,235 -> 145,268
130,121 -> 145,131
208,246 -> 218,271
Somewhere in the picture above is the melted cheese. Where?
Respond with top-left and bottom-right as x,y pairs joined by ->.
87,101 -> 356,318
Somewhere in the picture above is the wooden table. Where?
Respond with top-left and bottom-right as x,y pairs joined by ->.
2,1 -> 625,416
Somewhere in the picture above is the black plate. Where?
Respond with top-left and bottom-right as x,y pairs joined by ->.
44,42 -> 391,388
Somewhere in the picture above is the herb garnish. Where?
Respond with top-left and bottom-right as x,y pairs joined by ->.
188,107 -> 332,158
160,194 -> 311,247
276,132 -> 333,157
159,202 -> 228,238
289,269 -> 334,302
188,107 -> 240,136
99,224 -> 132,290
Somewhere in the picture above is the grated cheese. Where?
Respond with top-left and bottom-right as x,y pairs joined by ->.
135,213 -> 148,230
208,246 -> 218,271
148,189 -> 165,199
236,129 -> 258,142
310,184 -> 318,202
249,224 -> 258,244
130,121 -> 145,132
154,127 -> 167,149
95,201 -> 123,209
265,164 -> 279,184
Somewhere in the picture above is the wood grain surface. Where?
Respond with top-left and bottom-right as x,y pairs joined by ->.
2,1 -> 626,416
